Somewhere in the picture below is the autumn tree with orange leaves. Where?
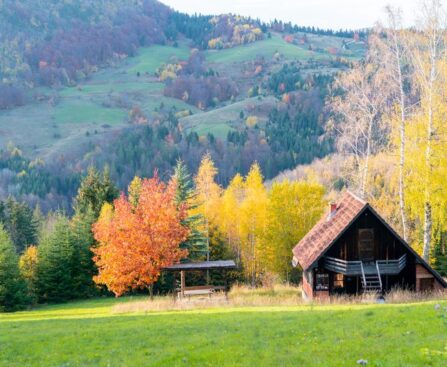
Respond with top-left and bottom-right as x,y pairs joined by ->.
92,176 -> 189,297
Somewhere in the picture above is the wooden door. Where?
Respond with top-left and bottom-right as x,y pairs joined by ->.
358,229 -> 374,261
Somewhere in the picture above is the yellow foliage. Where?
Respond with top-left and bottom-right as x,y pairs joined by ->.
156,63 -> 181,81
174,110 -> 191,119
239,163 -> 268,285
193,154 -> 222,252
19,245 -> 38,300
246,115 -> 258,127
261,180 -> 325,280
19,245 -> 38,283
98,202 -> 114,224
128,176 -> 142,208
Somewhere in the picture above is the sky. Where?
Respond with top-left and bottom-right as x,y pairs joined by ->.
159,0 -> 424,30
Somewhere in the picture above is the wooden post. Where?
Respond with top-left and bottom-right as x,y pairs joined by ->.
172,272 -> 177,302
180,270 -> 185,299
224,269 -> 228,301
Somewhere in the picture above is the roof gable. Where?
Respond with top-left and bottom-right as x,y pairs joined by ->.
292,191 -> 366,270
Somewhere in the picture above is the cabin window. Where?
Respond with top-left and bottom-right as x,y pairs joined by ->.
358,228 -> 374,261
333,273 -> 344,288
315,272 -> 329,291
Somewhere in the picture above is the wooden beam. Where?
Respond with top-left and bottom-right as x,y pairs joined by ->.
180,270 -> 185,299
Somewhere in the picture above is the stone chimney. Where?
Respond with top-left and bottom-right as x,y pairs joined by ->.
330,202 -> 337,214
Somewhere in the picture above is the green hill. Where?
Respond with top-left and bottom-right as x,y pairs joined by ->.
0,0 -> 367,209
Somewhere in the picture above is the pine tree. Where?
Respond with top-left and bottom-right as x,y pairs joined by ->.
0,224 -> 28,311
173,159 -> 206,260
36,215 -> 76,303
0,198 -> 38,253
70,208 -> 97,298
74,166 -> 119,218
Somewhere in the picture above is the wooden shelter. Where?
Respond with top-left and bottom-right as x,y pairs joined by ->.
163,260 -> 236,299
292,191 -> 447,300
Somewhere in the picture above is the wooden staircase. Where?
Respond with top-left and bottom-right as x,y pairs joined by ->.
360,262 -> 383,293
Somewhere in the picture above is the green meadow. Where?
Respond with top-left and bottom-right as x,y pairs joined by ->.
205,34 -> 331,64
0,44 -> 190,157
0,297 -> 446,367
180,96 -> 277,138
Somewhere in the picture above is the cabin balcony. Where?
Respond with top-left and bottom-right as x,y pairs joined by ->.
324,254 -> 407,276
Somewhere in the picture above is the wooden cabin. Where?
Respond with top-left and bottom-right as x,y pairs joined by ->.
292,191 -> 446,300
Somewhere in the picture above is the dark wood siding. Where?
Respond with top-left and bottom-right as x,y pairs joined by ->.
316,207 -> 418,294
325,208 -> 408,262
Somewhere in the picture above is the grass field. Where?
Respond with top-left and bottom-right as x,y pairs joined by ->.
128,44 -> 190,75
206,34 -> 332,64
180,96 -> 277,138
0,295 -> 446,367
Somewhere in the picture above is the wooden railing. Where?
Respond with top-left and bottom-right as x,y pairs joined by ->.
376,254 -> 407,275
324,254 -> 407,276
324,257 -> 363,275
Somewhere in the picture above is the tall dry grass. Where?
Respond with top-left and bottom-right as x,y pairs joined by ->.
111,285 -> 446,314
112,283 -> 303,314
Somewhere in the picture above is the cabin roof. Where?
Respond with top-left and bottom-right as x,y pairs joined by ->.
292,191 -> 447,288
292,191 -> 366,271
163,260 -> 236,271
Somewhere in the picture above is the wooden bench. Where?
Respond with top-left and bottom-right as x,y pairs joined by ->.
177,285 -> 226,298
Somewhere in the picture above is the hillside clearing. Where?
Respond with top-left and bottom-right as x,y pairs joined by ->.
0,44 -> 191,157
180,96 -> 277,138
206,34 -> 332,64
0,296 -> 446,367
128,44 -> 191,75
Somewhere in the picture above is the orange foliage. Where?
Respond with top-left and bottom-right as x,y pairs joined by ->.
283,35 -> 294,44
282,93 -> 291,104
254,65 -> 263,75
92,176 -> 189,296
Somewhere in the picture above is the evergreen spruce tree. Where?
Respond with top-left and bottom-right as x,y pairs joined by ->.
70,208 -> 97,298
173,159 -> 206,260
0,224 -> 28,311
0,198 -> 38,253
74,166 -> 119,218
36,215 -> 76,303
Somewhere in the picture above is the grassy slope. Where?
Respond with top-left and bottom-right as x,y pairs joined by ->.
0,298 -> 446,367
0,44 -> 192,157
179,96 -> 277,138
0,34 -> 365,157
205,34 -> 331,64
128,45 -> 191,74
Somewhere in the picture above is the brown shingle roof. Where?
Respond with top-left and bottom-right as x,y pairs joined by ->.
292,191 -> 367,270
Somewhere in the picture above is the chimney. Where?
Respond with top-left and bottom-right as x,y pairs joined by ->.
330,202 -> 337,214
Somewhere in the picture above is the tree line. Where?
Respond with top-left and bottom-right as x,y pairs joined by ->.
0,156 -> 325,311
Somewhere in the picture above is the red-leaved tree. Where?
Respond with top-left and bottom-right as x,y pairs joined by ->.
92,176 -> 189,296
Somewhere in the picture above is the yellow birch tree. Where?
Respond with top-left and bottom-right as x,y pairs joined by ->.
239,163 -> 267,286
